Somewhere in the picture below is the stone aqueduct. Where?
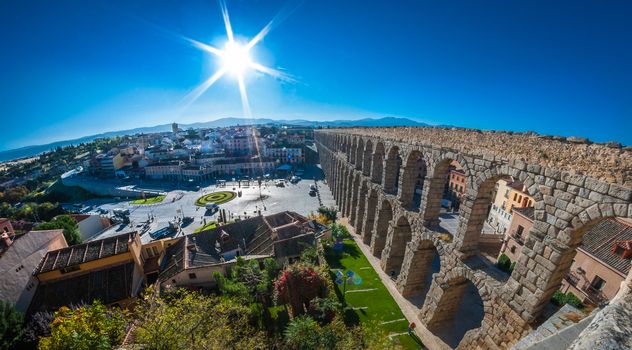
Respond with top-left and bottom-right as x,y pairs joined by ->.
314,128 -> 632,349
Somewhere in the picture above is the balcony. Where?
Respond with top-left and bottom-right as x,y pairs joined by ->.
509,231 -> 525,245
583,285 -> 608,306
564,272 -> 580,287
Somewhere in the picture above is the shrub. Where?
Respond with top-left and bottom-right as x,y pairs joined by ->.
35,215 -> 81,245
496,253 -> 513,273
551,290 -> 584,309
38,301 -> 127,350
0,300 -> 24,350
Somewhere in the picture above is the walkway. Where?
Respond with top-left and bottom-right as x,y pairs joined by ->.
339,218 -> 452,350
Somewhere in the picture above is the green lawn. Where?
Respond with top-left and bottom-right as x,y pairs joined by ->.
193,221 -> 218,233
324,240 -> 423,349
130,195 -> 166,205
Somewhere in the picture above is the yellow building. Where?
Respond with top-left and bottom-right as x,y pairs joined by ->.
29,232 -> 146,313
487,178 -> 534,235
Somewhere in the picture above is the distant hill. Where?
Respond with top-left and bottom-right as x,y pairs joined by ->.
0,116 -> 432,162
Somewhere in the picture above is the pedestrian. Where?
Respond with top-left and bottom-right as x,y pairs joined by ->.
408,322 -> 416,334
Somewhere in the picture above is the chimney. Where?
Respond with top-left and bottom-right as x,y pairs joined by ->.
1,232 -> 12,248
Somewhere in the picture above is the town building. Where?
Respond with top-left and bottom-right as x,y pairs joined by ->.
500,207 -> 533,263
0,229 -> 67,312
561,218 -> 632,305
158,211 -> 327,289
67,214 -> 112,241
29,232 -> 145,313
487,178 -> 534,235
264,146 -> 304,164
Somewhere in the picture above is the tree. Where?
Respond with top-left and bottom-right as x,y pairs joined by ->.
300,244 -> 319,266
133,288 -> 268,350
274,263 -> 328,317
308,297 -> 339,324
330,223 -> 351,240
316,206 -> 338,224
3,186 -> 29,204
37,301 -> 127,350
22,311 -> 54,349
35,215 -> 81,245
284,316 -> 321,350
0,300 -> 24,350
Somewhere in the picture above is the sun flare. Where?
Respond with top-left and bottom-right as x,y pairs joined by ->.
221,41 -> 252,76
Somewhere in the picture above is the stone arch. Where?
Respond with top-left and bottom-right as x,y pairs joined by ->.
349,137 -> 358,164
371,141 -> 385,184
361,187 -> 379,244
353,180 -> 369,235
362,139 -> 373,176
397,237 -> 443,302
421,273 -> 488,349
380,214 -> 413,276
397,149 -> 427,210
515,204 -> 631,320
383,145 -> 402,195
455,166 -> 538,257
370,197 -> 393,257
355,138 -> 364,171
420,154 -> 471,231
348,172 -> 361,224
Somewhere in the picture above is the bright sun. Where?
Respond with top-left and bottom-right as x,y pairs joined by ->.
221,41 -> 252,76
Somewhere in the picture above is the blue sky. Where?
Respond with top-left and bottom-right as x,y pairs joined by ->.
1,0 -> 631,150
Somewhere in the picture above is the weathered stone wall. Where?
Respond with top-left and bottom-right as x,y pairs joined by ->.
343,127 -> 632,186
315,128 -> 632,349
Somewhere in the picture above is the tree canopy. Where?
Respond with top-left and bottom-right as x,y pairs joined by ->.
37,301 -> 127,350
35,215 -> 81,245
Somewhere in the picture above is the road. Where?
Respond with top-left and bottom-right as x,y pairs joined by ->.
85,165 -> 336,243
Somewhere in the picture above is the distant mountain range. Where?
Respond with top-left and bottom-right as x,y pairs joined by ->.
0,117 -> 435,162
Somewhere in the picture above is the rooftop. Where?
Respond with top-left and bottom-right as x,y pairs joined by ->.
579,218 -> 632,276
35,232 -> 133,274
158,211 -> 325,281
29,262 -> 136,313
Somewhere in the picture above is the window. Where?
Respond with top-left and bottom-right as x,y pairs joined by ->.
513,193 -> 518,201
591,276 -> 606,291
510,246 -> 516,254
189,273 -> 197,279
516,225 -> 524,237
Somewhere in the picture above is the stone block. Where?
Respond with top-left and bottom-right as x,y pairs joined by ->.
613,203 -> 627,217
586,204 -> 602,221
584,177 -> 610,194
608,184 -> 632,201
599,203 -> 614,218
588,191 -> 604,202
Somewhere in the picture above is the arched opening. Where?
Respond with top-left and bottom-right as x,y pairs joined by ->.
371,142 -> 385,184
461,175 -> 534,281
361,189 -> 378,245
353,180 -> 368,235
424,277 -> 485,349
422,159 -> 467,235
398,150 -> 427,210
348,173 -> 361,224
521,214 -> 632,322
370,199 -> 392,257
355,138 -> 364,170
399,240 -> 441,309
362,140 -> 373,176
383,146 -> 402,195
381,215 -> 412,278
349,138 -> 358,164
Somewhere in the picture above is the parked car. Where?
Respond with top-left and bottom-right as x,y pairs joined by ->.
309,184 -> 318,192
275,180 -> 285,187
290,176 -> 300,184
